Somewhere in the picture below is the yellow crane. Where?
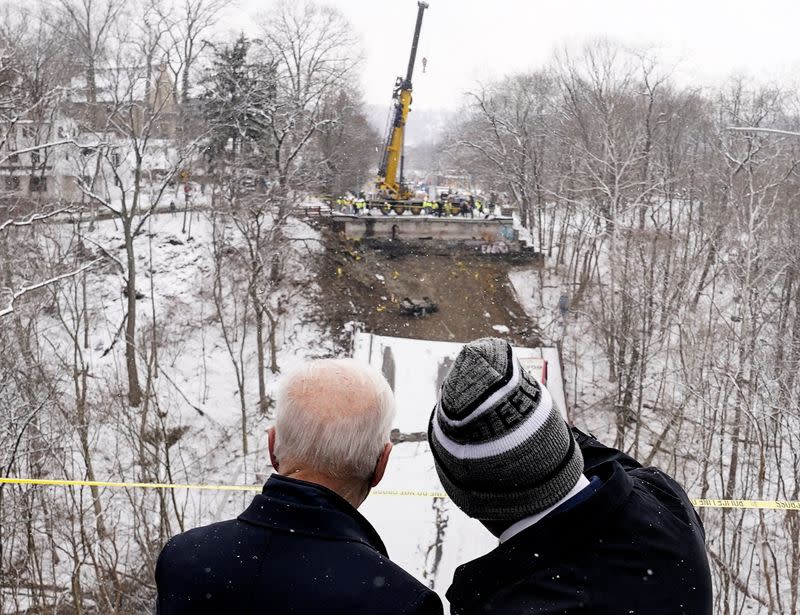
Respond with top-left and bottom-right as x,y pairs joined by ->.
372,1 -> 429,212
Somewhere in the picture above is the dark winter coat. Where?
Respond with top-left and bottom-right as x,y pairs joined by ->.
446,428 -> 713,615
155,474 -> 443,615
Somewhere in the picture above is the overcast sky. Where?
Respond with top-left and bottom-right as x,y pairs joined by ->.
231,0 -> 800,111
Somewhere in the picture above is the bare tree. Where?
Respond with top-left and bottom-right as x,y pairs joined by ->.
71,6 -> 203,406
156,0 -> 230,107
446,42 -> 800,613
457,72 -> 556,250
257,0 -> 360,194
312,87 -> 381,196
1,7 -> 99,317
1,0 -> 372,611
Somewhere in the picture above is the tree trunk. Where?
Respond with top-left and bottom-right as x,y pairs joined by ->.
255,304 -> 268,414
124,221 -> 142,406
182,58 -> 192,107
267,310 -> 280,374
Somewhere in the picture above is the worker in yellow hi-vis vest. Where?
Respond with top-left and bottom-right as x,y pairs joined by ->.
354,196 -> 366,215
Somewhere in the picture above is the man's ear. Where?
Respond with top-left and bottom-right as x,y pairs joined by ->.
369,442 -> 393,488
268,426 -> 279,472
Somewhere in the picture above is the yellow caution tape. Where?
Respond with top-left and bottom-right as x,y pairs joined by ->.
1,477 -> 798,510
0,476 -> 261,492
373,488 -> 449,498
0,477 -> 444,498
692,498 -> 800,510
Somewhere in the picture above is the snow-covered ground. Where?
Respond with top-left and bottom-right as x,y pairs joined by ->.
508,266 -> 616,435
34,211 -> 336,523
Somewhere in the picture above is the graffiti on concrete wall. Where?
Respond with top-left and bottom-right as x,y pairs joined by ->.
499,225 -> 515,241
479,224 -> 516,243
481,242 -> 510,254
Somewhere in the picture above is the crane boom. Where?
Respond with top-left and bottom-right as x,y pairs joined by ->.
376,1 -> 428,201
404,1 -> 426,87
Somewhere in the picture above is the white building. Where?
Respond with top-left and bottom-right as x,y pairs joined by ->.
1,63 -> 183,205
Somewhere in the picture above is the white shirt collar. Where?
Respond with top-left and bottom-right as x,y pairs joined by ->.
499,474 -> 591,543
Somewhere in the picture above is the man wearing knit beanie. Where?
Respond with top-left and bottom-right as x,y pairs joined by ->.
429,338 -> 712,615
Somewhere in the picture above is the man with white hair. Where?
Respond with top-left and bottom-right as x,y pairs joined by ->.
156,358 -> 443,614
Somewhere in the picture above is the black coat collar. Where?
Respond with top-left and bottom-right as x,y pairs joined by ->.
238,474 -> 388,557
447,460 -> 632,607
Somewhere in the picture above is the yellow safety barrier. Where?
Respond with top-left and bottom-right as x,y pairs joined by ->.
1,477 -> 799,510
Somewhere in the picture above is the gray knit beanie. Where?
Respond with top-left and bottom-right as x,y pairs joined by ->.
428,337 -> 583,521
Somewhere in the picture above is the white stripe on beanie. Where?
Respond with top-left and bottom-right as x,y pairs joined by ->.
432,379 -> 554,460
437,353 -> 521,427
